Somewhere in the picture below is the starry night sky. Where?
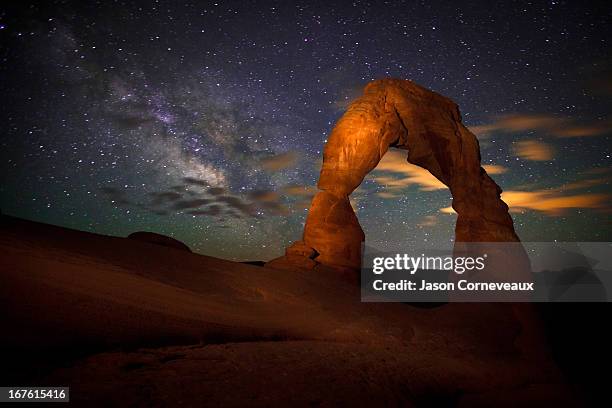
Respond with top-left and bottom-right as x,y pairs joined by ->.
1,0 -> 611,260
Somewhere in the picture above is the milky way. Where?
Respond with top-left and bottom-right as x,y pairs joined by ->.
1,1 -> 611,260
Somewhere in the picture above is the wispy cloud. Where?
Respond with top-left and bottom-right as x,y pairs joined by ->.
282,184 -> 318,197
440,176 -> 610,216
470,114 -> 610,138
171,198 -> 212,210
247,190 -> 280,202
259,152 -> 299,172
280,184 -> 318,211
417,215 -> 438,227
371,149 -> 446,193
332,84 -> 364,111
370,150 -> 507,196
501,190 -> 609,216
513,140 -> 555,161
482,164 -> 508,174
101,178 -> 293,219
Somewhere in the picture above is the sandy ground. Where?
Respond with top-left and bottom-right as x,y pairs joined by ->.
0,215 -> 580,406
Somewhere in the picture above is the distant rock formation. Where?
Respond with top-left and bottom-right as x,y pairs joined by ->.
268,78 -> 520,273
128,231 -> 191,252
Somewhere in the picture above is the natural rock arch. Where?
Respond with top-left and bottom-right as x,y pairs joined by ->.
268,79 -> 520,272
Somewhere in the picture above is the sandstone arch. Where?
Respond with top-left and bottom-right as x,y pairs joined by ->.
269,79 -> 520,272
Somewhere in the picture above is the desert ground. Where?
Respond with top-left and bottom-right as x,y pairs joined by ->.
0,214 -> 599,406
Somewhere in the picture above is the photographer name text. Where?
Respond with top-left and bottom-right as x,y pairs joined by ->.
372,279 -> 534,292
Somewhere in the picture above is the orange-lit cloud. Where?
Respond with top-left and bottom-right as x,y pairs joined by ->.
371,149 -> 447,192
482,164 -> 508,174
558,177 -> 609,191
259,152 -> 298,172
470,114 -> 561,136
470,114 -> 610,138
501,190 -> 609,216
417,215 -> 438,227
553,125 -> 611,138
376,191 -> 400,199
246,190 -> 280,203
372,150 -> 508,193
440,206 -> 456,214
513,140 -> 555,161
282,184 -> 318,197
440,177 -> 610,216
333,85 -> 363,111
281,184 -> 317,211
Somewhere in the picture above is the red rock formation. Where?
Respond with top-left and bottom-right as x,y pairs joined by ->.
268,78 -> 520,272
128,231 -> 192,252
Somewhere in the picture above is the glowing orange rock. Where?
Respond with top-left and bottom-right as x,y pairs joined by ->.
268,78 -> 519,272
